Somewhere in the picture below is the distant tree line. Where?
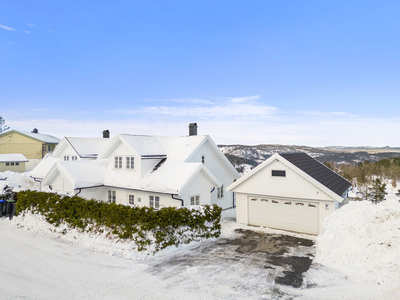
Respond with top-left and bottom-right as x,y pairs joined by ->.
326,157 -> 400,203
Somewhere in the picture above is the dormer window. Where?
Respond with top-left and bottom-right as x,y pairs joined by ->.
64,156 -> 69,161
201,155 -> 205,164
115,156 -> 122,168
126,157 -> 134,169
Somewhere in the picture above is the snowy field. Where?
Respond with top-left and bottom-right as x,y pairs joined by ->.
1,171 -> 400,299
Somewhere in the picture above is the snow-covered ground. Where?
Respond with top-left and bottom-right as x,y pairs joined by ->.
1,171 -> 400,299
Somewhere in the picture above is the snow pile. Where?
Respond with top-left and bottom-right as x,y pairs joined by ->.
315,199 -> 400,288
0,171 -> 40,192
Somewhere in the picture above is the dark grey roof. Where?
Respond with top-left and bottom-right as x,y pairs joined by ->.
281,152 -> 352,197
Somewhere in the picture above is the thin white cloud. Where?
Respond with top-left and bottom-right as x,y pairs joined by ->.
27,23 -> 34,27
7,41 -> 14,45
230,95 -> 260,103
24,31 -> 30,34
299,110 -> 358,118
141,103 -> 277,119
171,98 -> 213,105
0,24 -> 15,31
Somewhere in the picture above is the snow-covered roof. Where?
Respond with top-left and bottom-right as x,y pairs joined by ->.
40,134 -> 234,194
9,130 -> 61,144
0,153 -> 28,162
31,157 -> 59,179
65,137 -> 110,158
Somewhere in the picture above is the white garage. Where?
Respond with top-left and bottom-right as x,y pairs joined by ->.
227,153 -> 352,235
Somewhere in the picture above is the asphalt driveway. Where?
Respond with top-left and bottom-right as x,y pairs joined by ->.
149,228 -> 315,298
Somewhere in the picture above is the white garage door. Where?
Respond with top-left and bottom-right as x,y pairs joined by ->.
248,197 -> 319,235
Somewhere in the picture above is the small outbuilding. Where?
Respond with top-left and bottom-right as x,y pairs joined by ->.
226,152 -> 352,235
0,153 -> 29,173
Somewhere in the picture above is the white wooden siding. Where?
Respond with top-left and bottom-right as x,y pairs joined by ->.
180,171 -> 212,206
235,193 -> 248,224
188,140 -> 236,209
233,160 -> 333,202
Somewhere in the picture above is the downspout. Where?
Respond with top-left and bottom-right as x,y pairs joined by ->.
171,194 -> 184,206
75,188 -> 82,196
33,178 -> 42,191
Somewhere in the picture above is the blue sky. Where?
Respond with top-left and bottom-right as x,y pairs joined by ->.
1,1 -> 400,146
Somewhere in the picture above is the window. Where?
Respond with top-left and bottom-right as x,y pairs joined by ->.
5,162 -> 9,166
16,162 -> 19,166
217,185 -> 224,198
272,200 -> 279,204
10,162 -> 14,166
284,201 -> 292,205
138,197 -> 141,202
71,156 -> 77,161
201,155 -> 205,164
108,190 -> 116,204
272,170 -> 286,177
126,157 -> 134,169
190,195 -> 200,205
114,157 -> 122,168
149,195 -> 160,208
129,195 -> 134,205
296,202 -> 305,206
47,144 -> 51,151
64,156 -> 69,161
261,199 -> 268,202
308,203 -> 316,208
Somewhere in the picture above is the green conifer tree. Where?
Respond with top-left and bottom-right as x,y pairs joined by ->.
369,178 -> 387,204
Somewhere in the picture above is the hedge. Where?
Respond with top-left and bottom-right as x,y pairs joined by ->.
16,191 -> 222,253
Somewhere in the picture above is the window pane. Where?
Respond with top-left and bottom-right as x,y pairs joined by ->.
150,195 -> 154,207
196,195 -> 200,205
155,196 -> 159,207
190,196 -> 194,205
115,157 -> 118,168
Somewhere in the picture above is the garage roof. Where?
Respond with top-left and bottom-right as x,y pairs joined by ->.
281,153 -> 352,197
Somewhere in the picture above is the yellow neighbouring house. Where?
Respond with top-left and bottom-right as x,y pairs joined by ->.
0,129 -> 60,171
0,153 -> 29,173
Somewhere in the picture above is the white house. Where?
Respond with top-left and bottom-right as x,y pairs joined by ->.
226,152 -> 352,235
32,126 -> 240,209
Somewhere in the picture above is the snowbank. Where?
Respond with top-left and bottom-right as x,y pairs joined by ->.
0,171 -> 40,192
315,198 -> 400,289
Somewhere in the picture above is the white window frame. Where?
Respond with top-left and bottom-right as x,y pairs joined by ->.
64,156 -> 69,161
114,156 -> 122,169
190,195 -> 200,205
149,195 -> 160,208
217,185 -> 224,199
128,194 -> 134,205
126,156 -> 135,169
108,190 -> 116,204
